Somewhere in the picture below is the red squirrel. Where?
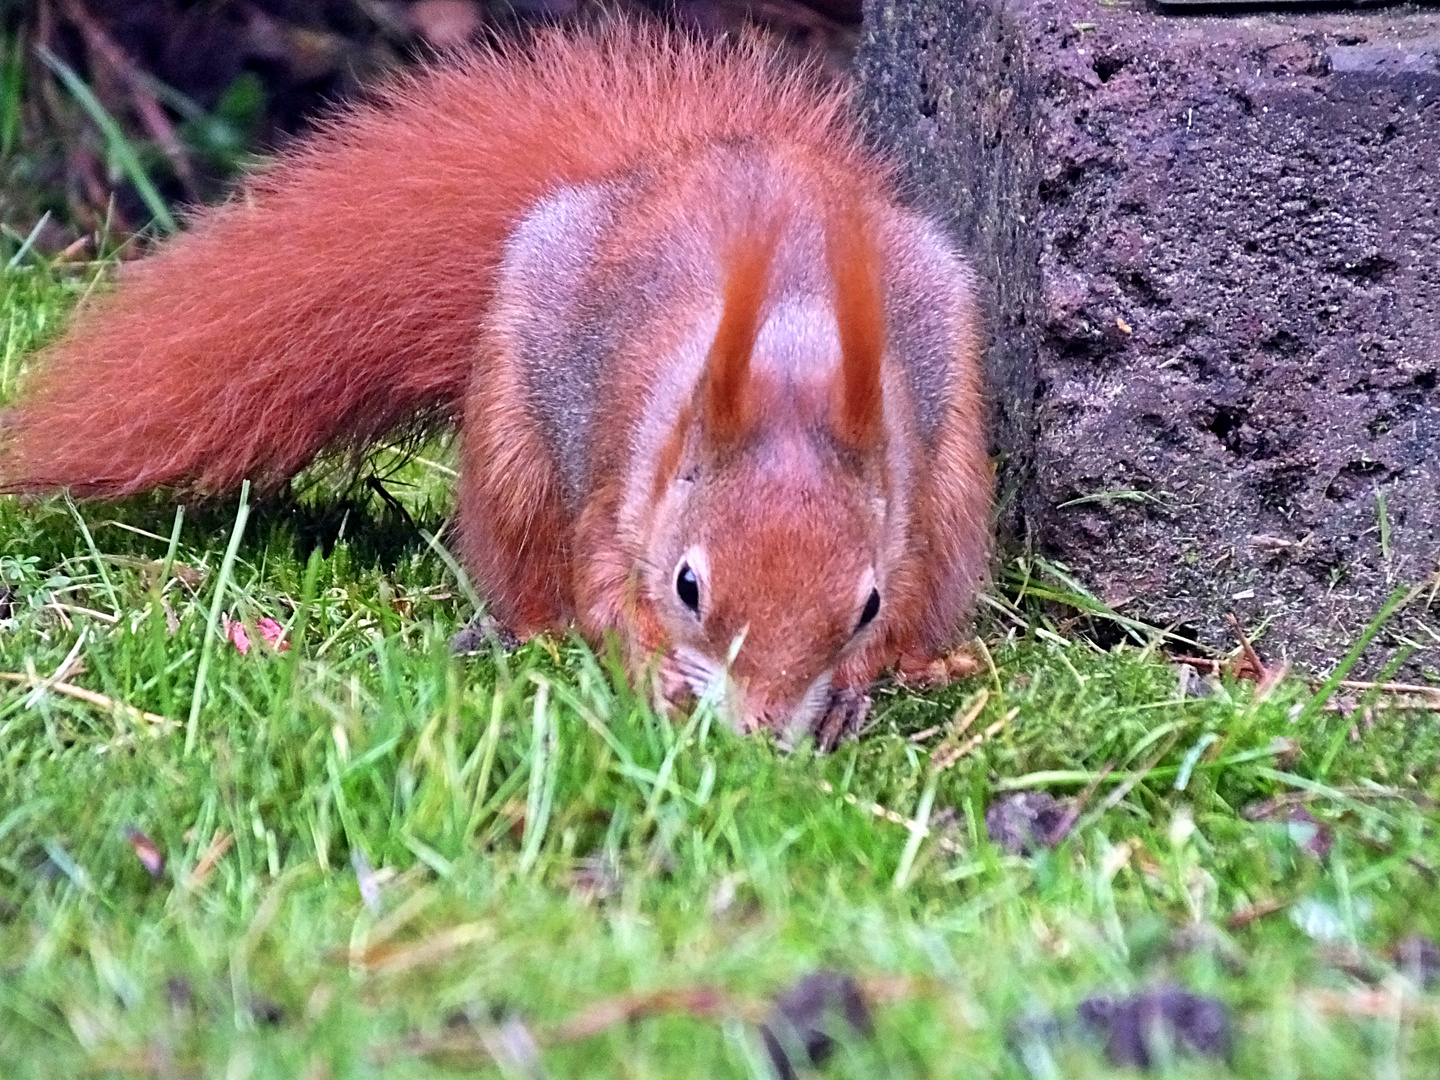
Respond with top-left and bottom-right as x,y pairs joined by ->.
1,25 -> 991,745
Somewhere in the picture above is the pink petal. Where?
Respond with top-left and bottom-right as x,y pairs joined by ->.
258,617 -> 290,652
227,619 -> 251,655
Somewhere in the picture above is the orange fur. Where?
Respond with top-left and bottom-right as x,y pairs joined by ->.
3,24 -> 993,743
698,228 -> 779,450
0,25 -> 860,497
826,208 -> 887,452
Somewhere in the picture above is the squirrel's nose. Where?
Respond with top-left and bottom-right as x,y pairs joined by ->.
739,693 -> 800,740
734,690 -> 776,735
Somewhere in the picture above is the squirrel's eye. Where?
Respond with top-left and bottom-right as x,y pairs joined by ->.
856,588 -> 881,632
676,562 -> 700,614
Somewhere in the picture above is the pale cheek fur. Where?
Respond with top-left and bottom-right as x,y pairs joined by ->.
773,669 -> 836,746
665,642 -> 834,740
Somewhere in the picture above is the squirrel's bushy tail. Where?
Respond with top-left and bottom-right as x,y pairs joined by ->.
1,23 -> 859,497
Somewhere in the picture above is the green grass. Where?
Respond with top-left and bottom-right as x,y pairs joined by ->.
0,261 -> 1437,1078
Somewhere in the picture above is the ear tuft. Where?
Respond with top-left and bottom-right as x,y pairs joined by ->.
699,223 -> 780,449
827,206 -> 886,451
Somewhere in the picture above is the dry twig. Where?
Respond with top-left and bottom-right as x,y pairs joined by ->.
818,780 -> 965,856
1302,989 -> 1440,1021
187,831 -> 233,889
1226,897 -> 1290,930
0,670 -> 171,727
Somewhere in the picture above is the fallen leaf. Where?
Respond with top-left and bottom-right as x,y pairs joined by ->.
761,971 -> 873,1080
123,826 -> 165,879
449,614 -> 521,654
1244,800 -> 1333,858
1077,985 -> 1231,1068
1396,936 -> 1439,988
478,1017 -> 546,1079
1287,807 -> 1333,859
165,976 -> 194,1012
569,856 -> 621,905
985,792 -> 1073,855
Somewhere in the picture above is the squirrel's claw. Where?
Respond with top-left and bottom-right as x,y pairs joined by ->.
814,685 -> 873,753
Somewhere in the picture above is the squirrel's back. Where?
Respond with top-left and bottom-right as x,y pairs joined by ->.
2,25 -> 994,740
0,24 -> 876,497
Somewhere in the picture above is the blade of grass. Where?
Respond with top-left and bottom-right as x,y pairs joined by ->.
1375,489 -> 1391,564
0,32 -> 23,159
463,688 -> 505,843
892,770 -> 938,892
185,481 -> 251,755
1303,585 -> 1409,776
994,742 -> 1288,791
158,505 -> 185,589
36,45 -> 177,233
63,494 -> 121,617
1254,767 -> 1401,824
419,527 -> 483,618
642,699 -> 707,827
282,547 -> 323,699
6,210 -> 52,269
518,679 -> 555,875
1011,559 -> 1198,649
40,838 -> 91,894
0,670 -> 171,729
1316,641 -> 1418,779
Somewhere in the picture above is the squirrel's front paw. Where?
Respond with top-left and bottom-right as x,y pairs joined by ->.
814,685 -> 873,752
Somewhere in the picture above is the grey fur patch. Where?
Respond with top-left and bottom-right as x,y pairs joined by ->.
881,212 -> 978,443
752,295 -> 841,382
497,182 -> 629,509
495,176 -> 973,509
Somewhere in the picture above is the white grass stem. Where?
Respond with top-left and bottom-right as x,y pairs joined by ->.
64,494 -> 120,617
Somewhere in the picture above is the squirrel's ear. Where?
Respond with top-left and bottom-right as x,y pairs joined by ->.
827,208 -> 886,452
699,228 -> 777,450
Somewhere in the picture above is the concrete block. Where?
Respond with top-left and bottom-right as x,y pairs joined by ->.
858,0 -> 1440,670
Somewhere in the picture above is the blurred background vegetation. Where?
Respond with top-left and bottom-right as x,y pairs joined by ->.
0,0 -> 860,257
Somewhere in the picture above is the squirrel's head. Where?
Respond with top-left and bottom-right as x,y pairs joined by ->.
637,210 -> 899,743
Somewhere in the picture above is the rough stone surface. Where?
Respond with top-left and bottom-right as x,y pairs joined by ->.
858,0 -> 1440,671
